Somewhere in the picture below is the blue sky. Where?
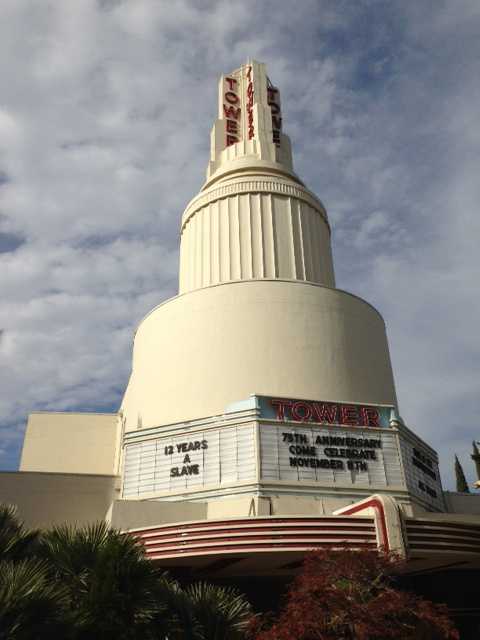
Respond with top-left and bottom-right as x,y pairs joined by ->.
1,0 -> 479,490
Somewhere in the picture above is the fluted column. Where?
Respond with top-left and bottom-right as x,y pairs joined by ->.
179,174 -> 334,293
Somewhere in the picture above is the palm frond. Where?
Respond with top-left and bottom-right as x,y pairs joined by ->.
186,582 -> 253,640
0,504 -> 39,562
39,522 -> 168,639
0,558 -> 70,639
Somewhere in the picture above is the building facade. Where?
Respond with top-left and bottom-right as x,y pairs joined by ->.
2,62 -> 480,594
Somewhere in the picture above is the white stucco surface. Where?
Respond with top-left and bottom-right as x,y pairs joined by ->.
121,279 -> 397,430
20,412 -> 120,475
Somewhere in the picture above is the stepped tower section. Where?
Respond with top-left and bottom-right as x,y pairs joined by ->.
179,61 -> 335,293
120,60 -> 397,433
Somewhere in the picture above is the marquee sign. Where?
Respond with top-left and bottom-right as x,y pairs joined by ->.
123,424 -> 256,498
257,396 -> 393,429
399,439 -> 444,508
217,61 -> 284,151
123,420 -> 402,498
222,75 -> 243,147
207,60 -> 292,179
260,423 -> 403,488
122,396 -> 442,507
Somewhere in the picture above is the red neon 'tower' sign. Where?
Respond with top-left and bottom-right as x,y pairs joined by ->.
270,398 -> 381,428
224,76 -> 240,147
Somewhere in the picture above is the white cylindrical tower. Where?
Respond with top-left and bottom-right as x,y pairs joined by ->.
179,61 -> 335,293
120,60 -> 397,432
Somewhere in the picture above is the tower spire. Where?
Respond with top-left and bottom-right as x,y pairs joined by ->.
207,60 -> 295,184
179,60 -> 335,295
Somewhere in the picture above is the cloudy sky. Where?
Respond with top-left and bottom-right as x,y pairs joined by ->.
1,0 -> 479,490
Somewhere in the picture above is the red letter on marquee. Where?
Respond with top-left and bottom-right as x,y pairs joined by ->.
225,91 -> 239,104
226,134 -> 238,146
223,105 -> 241,120
291,401 -> 313,422
360,406 -> 380,427
225,77 -> 238,90
271,399 -> 293,421
313,403 -> 338,424
340,405 -> 359,426
226,119 -> 238,133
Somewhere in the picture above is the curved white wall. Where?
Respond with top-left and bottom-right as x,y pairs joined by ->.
121,280 -> 397,431
179,174 -> 335,293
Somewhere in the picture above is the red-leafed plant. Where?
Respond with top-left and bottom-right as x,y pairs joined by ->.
248,549 -> 459,640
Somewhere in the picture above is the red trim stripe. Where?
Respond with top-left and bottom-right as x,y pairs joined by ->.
128,516 -> 378,560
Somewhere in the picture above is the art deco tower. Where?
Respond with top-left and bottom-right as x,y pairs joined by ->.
118,61 -> 444,517
121,61 -> 397,429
